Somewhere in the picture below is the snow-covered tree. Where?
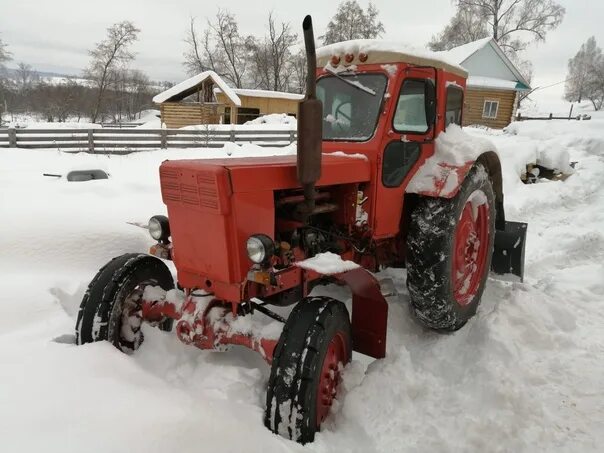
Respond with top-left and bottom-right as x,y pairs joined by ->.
565,37 -> 602,105
84,21 -> 140,122
249,13 -> 298,92
322,1 -> 385,45
430,0 -> 565,56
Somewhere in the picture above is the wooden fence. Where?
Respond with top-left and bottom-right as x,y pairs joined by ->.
0,128 -> 297,152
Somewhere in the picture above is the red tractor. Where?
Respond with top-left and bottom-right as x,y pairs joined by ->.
76,16 -> 526,444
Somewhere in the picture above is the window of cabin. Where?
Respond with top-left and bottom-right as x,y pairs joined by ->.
236,107 -> 260,124
445,86 -> 464,128
482,100 -> 499,119
393,79 -> 430,134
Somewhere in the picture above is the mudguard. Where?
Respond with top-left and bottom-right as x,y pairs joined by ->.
491,221 -> 527,282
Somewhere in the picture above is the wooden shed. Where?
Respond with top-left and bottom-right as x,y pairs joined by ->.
444,38 -> 531,129
152,71 -> 242,129
214,88 -> 303,124
153,71 -> 303,128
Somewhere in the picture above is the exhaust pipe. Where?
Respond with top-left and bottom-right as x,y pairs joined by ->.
297,15 -> 322,221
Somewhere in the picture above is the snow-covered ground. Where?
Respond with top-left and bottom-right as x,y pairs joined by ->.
1,116 -> 603,452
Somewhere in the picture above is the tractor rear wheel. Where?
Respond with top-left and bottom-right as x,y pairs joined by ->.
406,163 -> 496,331
265,296 -> 352,444
75,253 -> 174,352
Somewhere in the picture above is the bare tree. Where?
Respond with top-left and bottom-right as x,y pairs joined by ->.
428,6 -> 489,51
209,9 -> 250,88
16,63 -> 38,93
434,1 -> 565,57
290,49 -> 307,94
322,1 -> 385,45
0,37 -> 12,124
250,12 -> 298,91
183,17 -> 208,76
84,21 -> 140,122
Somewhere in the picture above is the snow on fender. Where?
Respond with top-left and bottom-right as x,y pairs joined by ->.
406,124 -> 498,198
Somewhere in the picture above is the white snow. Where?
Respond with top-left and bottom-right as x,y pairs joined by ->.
1,113 -> 604,451
406,124 -> 495,194
153,70 -> 242,106
317,39 -> 467,76
467,76 -> 520,90
295,252 -> 360,274
214,87 -> 304,101
440,37 -> 493,64
380,64 -> 398,76
324,151 -> 368,161
244,113 -> 297,126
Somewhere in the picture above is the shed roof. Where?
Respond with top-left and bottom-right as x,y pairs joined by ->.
214,87 -> 304,101
441,38 -> 531,90
153,71 -> 241,106
317,39 -> 468,78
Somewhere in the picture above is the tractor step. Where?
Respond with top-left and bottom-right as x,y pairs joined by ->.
491,221 -> 527,282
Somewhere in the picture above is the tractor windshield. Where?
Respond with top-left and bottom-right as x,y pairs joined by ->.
317,73 -> 388,141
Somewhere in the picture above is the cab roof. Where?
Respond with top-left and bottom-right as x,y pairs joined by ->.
317,39 -> 468,78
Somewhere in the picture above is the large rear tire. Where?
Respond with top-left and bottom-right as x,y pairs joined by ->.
406,163 -> 496,331
265,296 -> 352,444
75,253 -> 174,352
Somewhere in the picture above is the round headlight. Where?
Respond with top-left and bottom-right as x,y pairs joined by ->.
148,215 -> 170,242
246,234 -> 274,264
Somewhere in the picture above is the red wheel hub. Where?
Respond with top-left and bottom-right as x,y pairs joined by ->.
316,332 -> 348,426
453,191 -> 490,306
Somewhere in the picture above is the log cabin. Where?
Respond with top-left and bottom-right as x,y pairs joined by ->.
443,37 -> 532,129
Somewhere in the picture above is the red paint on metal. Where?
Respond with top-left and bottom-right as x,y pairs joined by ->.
453,196 -> 490,305
335,267 -> 388,359
316,331 -> 348,425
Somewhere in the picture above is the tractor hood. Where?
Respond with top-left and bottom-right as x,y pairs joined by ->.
158,153 -> 370,291
160,153 -> 370,195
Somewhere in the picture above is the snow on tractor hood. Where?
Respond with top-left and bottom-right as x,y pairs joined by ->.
406,124 -> 497,197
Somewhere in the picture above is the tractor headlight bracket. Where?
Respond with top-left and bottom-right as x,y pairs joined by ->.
246,234 -> 275,265
148,215 -> 170,243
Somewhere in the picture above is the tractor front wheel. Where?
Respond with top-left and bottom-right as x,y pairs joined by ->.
75,253 -> 175,352
406,163 -> 496,331
265,296 -> 352,444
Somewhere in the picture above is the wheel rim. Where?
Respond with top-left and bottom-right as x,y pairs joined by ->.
118,279 -> 157,350
316,331 -> 348,426
453,190 -> 490,306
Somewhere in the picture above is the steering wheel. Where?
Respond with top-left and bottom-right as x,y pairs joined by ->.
333,102 -> 352,129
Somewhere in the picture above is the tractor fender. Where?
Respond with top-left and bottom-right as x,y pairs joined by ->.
407,150 -> 506,228
333,267 -> 388,360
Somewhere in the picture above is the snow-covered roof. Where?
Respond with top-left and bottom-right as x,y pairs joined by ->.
317,39 -> 468,78
441,38 -> 531,90
467,76 -> 524,91
439,37 -> 493,66
214,87 -> 304,101
153,71 -> 241,106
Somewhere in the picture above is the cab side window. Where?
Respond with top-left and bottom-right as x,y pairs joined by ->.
445,85 -> 464,128
393,79 -> 429,134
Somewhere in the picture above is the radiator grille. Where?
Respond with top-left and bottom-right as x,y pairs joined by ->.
160,167 -> 222,212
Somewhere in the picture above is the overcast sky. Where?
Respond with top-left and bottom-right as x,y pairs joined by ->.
2,0 -> 603,103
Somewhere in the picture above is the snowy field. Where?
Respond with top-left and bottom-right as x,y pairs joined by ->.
1,117 -> 603,452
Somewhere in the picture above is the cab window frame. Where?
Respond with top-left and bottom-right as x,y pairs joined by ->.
391,78 -> 433,135
445,85 -> 464,129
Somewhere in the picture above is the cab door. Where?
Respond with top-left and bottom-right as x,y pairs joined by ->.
372,67 -> 437,239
